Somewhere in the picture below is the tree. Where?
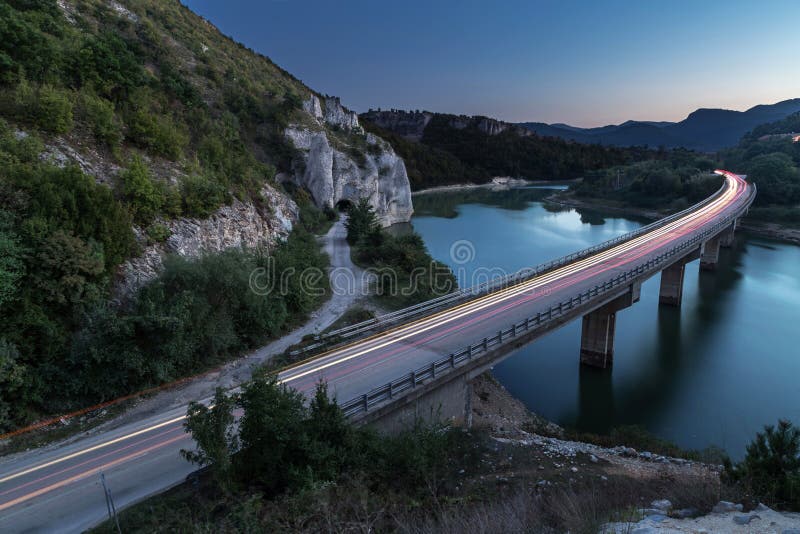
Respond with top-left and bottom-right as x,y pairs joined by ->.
118,156 -> 165,223
235,372 -> 309,494
725,419 -> 800,508
182,388 -> 238,492
344,198 -> 379,245
746,152 -> 800,205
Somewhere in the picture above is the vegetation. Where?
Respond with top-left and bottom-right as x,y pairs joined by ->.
724,419 -> 800,510
361,113 -> 651,190
0,120 -> 329,431
345,198 -> 457,307
0,0 -> 320,222
90,375 -> 742,533
573,152 -> 721,211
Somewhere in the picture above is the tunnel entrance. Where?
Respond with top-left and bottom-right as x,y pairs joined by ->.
336,199 -> 354,212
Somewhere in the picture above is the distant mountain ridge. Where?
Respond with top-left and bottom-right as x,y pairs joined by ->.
520,99 -> 800,151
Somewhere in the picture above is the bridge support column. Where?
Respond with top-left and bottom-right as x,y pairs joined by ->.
658,247 -> 700,306
720,221 -> 736,248
659,261 -> 685,306
700,236 -> 721,271
580,284 -> 640,369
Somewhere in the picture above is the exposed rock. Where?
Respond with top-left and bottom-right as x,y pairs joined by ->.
651,499 -> 672,512
303,95 -> 361,132
360,109 -> 533,140
116,184 -> 298,298
673,507 -> 700,519
712,501 -> 743,513
360,109 -> 432,141
285,127 -> 413,226
323,96 -> 361,132
732,513 -> 759,525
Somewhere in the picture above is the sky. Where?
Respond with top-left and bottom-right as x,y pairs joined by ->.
183,0 -> 800,127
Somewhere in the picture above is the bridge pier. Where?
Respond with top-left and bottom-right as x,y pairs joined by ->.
700,235 -> 721,271
720,220 -> 736,248
580,284 -> 640,369
659,247 -> 701,306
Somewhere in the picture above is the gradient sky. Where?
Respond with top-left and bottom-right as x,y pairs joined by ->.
183,0 -> 800,127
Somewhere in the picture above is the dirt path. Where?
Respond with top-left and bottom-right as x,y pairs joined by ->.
105,216 -> 372,427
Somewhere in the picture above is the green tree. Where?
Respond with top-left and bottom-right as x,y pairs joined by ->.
182,388 -> 238,492
118,156 -> 165,223
746,152 -> 800,205
344,198 -> 379,245
235,373 -> 309,493
0,340 -> 26,432
725,419 -> 800,508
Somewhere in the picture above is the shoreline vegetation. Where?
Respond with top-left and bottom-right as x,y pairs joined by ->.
411,176 -> 580,196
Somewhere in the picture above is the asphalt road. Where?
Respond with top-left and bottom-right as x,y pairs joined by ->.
0,171 -> 753,533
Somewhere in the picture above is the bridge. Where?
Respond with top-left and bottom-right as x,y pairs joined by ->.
0,171 -> 755,531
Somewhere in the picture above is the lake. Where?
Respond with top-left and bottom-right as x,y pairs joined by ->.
410,186 -> 800,459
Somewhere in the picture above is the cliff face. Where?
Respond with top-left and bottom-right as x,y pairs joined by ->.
360,109 -> 532,140
117,184 -> 297,298
286,96 -> 413,226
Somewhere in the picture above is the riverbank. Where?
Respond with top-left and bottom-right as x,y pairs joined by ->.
546,189 -> 800,245
412,177 -> 580,196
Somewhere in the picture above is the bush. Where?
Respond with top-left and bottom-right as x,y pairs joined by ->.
146,223 -> 171,243
13,80 -> 74,134
118,156 -> 166,223
78,91 -> 122,148
346,197 -> 456,307
180,174 -> 229,218
125,108 -> 188,160
724,419 -> 800,509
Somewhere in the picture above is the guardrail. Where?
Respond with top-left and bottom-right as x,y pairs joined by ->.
341,183 -> 755,418
292,176 -> 731,357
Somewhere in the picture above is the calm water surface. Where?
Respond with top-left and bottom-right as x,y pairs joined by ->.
410,187 -> 800,458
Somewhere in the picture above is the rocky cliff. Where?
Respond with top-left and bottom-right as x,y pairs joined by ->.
117,184 -> 297,298
286,96 -> 413,226
360,109 -> 533,140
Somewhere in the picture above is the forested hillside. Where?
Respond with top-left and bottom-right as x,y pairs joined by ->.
361,111 -> 646,189
0,0 -> 348,432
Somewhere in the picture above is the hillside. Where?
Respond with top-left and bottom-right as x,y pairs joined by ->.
521,99 -> 800,151
0,0 -> 413,432
360,109 -> 641,189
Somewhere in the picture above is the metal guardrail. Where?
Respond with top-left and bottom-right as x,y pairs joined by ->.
341,183 -> 756,418
292,177 -> 730,357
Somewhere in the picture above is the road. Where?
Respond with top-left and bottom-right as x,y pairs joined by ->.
0,171 -> 753,532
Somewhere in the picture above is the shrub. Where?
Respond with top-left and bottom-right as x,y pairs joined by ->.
78,91 -> 122,148
118,156 -> 165,223
13,80 -> 74,134
180,174 -> 229,218
125,108 -> 188,160
724,419 -> 800,509
146,223 -> 171,243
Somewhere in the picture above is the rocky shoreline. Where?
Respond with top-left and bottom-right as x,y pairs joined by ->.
469,373 -> 800,533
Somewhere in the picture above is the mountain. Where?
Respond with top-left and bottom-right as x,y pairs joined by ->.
521,99 -> 800,151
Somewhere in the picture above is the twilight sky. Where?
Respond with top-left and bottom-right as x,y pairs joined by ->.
183,0 -> 800,127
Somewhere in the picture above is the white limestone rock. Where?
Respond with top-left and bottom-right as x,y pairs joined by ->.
284,127 -> 413,226
116,184 -> 298,298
